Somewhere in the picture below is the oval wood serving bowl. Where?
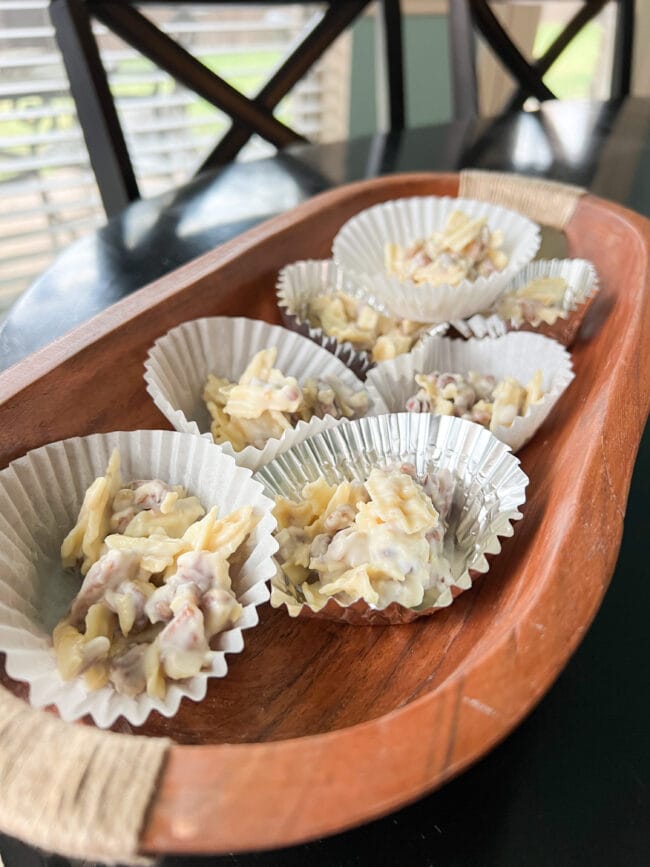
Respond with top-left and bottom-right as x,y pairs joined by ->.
0,173 -> 648,859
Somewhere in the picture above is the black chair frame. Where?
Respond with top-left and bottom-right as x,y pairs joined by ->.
51,0 -> 635,218
50,0 -> 405,216
450,0 -> 635,119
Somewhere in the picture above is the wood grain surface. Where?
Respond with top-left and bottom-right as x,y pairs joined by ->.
0,174 -> 647,856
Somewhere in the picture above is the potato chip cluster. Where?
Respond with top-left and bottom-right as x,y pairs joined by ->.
406,369 -> 544,432
203,346 -> 369,451
274,464 -> 455,612
55,450 -> 257,698
385,210 -> 508,287
493,275 -> 568,327
307,290 -> 427,362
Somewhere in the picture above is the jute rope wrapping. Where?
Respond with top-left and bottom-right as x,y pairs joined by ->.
0,685 -> 169,865
459,170 -> 585,230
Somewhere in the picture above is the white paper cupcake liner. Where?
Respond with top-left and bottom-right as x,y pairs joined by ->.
144,317 -> 387,472
276,259 -> 448,380
255,413 -> 527,625
451,258 -> 599,346
332,196 -> 541,322
365,332 -> 574,453
0,430 -> 278,727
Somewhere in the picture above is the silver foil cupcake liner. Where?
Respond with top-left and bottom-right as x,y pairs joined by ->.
277,259 -> 449,380
0,430 -> 278,727
365,332 -> 574,453
255,413 -> 528,625
451,258 -> 599,346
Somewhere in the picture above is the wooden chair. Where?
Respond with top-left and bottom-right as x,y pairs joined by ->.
50,0 -> 405,216
449,0 -> 635,118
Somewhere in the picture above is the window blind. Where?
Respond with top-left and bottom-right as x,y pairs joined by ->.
0,2 -> 350,312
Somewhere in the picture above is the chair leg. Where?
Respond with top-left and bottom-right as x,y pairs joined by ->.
448,0 -> 479,119
201,0 -> 371,171
93,2 -> 305,151
49,0 -> 139,217
611,0 -> 634,98
470,0 -> 556,102
504,0 -> 608,113
379,0 -> 406,131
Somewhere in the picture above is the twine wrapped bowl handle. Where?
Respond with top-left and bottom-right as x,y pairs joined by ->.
0,685 -> 169,864
458,169 -> 585,230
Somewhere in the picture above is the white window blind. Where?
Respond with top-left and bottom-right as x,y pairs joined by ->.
0,1 -> 351,312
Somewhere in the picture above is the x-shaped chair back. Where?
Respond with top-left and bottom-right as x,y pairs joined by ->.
51,0 -> 405,216
450,0 -> 634,118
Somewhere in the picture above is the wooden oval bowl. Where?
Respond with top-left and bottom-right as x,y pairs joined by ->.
0,173 -> 648,858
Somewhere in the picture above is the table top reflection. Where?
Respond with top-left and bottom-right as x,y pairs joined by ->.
0,98 -> 648,867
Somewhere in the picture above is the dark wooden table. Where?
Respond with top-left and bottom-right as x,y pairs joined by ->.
1,98 -> 648,866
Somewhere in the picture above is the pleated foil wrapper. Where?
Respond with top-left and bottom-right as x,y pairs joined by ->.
144,316 -> 387,472
450,258 -> 599,347
0,430 -> 277,727
276,259 -> 448,380
365,332 -> 574,453
331,196 -> 541,322
255,413 -> 527,625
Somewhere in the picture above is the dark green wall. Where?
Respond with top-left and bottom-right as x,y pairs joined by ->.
348,14 -> 452,138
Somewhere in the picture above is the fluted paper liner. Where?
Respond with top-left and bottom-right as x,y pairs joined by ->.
451,258 -> 599,346
332,196 -> 541,322
276,259 -> 448,380
0,430 -> 277,727
144,317 -> 387,472
366,332 -> 574,453
256,414 -> 527,625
